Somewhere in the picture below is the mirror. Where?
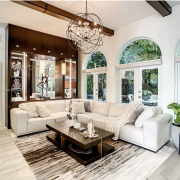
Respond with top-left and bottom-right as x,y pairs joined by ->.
30,58 -> 55,100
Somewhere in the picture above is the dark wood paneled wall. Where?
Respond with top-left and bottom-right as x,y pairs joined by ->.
55,60 -> 64,97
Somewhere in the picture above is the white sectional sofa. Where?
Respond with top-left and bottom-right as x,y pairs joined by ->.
10,99 -> 172,152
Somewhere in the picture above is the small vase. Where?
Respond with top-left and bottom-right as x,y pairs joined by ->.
69,119 -> 74,128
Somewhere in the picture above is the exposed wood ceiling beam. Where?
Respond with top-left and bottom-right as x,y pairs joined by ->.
146,1 -> 172,17
12,1 -> 114,36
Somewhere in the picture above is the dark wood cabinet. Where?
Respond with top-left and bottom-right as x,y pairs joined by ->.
27,30 -> 42,53
55,37 -> 68,56
68,41 -> 78,58
9,25 -> 26,51
42,34 -> 55,55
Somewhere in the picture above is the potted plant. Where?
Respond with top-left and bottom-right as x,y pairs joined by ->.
142,90 -> 152,101
167,102 -> 180,148
67,112 -> 76,128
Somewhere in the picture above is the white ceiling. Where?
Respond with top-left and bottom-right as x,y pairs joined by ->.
45,1 -> 160,30
0,1 -> 180,38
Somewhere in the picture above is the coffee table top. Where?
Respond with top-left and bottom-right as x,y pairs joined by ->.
46,120 -> 114,149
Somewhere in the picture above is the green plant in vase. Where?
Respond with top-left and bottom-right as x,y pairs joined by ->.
167,103 -> 180,125
167,102 -> 180,148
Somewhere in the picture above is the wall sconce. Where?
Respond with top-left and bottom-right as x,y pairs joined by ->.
39,60 -> 45,74
61,62 -> 66,75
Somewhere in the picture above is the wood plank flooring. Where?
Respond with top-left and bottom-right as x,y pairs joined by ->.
0,127 -> 36,180
0,126 -> 179,180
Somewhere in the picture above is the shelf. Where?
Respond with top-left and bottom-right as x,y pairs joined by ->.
11,88 -> 22,91
11,75 -> 23,78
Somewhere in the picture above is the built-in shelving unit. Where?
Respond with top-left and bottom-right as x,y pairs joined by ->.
5,24 -> 78,129
64,59 -> 77,98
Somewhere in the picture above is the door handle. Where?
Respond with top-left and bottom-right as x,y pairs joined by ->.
138,96 -> 142,98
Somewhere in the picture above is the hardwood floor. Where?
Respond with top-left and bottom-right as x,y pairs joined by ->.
0,127 -> 36,180
148,141 -> 180,180
0,126 -> 179,180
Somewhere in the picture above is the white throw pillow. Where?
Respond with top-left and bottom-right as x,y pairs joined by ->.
135,107 -> 156,128
154,106 -> 163,115
71,102 -> 85,114
19,103 -> 39,119
37,106 -> 50,118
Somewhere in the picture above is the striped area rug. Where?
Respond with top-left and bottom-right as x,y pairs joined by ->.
12,131 -> 175,180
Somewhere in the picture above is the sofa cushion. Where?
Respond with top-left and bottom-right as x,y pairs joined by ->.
72,102 -> 85,114
34,101 -> 46,107
19,102 -> 39,119
92,101 -> 111,116
36,105 -> 50,118
45,100 -> 66,113
51,112 -> 67,122
27,116 -> 55,133
77,113 -> 105,124
93,117 -> 110,129
108,103 -> 127,117
120,124 -> 144,146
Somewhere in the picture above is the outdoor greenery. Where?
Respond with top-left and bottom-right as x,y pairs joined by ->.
142,68 -> 158,96
86,51 -> 107,100
120,39 -> 162,64
87,51 -> 107,69
167,103 -> 180,124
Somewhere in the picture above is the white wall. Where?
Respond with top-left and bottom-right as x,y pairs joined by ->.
79,5 -> 180,114
0,27 -> 5,126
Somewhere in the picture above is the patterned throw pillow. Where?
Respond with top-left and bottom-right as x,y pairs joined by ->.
84,101 -> 91,112
19,103 -> 39,119
36,106 -> 50,118
71,102 -> 85,114
129,108 -> 144,125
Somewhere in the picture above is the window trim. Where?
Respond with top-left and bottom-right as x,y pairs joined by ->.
115,59 -> 162,69
82,67 -> 107,73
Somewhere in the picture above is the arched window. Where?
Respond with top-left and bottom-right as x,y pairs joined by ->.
87,51 -> 107,69
120,39 -> 162,64
85,51 -> 107,101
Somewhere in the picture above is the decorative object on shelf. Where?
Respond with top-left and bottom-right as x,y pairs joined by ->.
12,78 -> 21,89
11,92 -> 23,102
66,0 -> 104,54
37,61 -> 49,98
65,81 -> 70,88
11,61 -> 22,77
167,102 -> 180,148
68,143 -> 92,154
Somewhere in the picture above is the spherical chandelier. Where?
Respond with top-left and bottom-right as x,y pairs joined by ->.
66,0 -> 104,54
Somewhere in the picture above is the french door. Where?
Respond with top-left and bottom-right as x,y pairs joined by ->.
119,65 -> 162,106
86,71 -> 107,101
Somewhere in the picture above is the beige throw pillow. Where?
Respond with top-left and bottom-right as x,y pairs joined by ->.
72,102 -> 85,114
135,107 -> 156,128
19,103 -> 39,119
37,106 -> 50,118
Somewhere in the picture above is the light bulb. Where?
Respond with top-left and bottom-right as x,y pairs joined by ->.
99,28 -> 101,32
94,21 -> 97,25
71,27 -> 73,30
77,31 -> 79,35
79,21 -> 81,25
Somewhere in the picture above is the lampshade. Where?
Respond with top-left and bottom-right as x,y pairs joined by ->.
61,62 -> 66,75
39,60 -> 45,74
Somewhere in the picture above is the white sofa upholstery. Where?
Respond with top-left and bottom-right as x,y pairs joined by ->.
10,99 -> 172,152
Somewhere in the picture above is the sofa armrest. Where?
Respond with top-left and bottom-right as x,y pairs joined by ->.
10,108 -> 28,136
143,113 -> 172,151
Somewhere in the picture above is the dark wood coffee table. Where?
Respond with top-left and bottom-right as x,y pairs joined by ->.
46,120 -> 115,165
